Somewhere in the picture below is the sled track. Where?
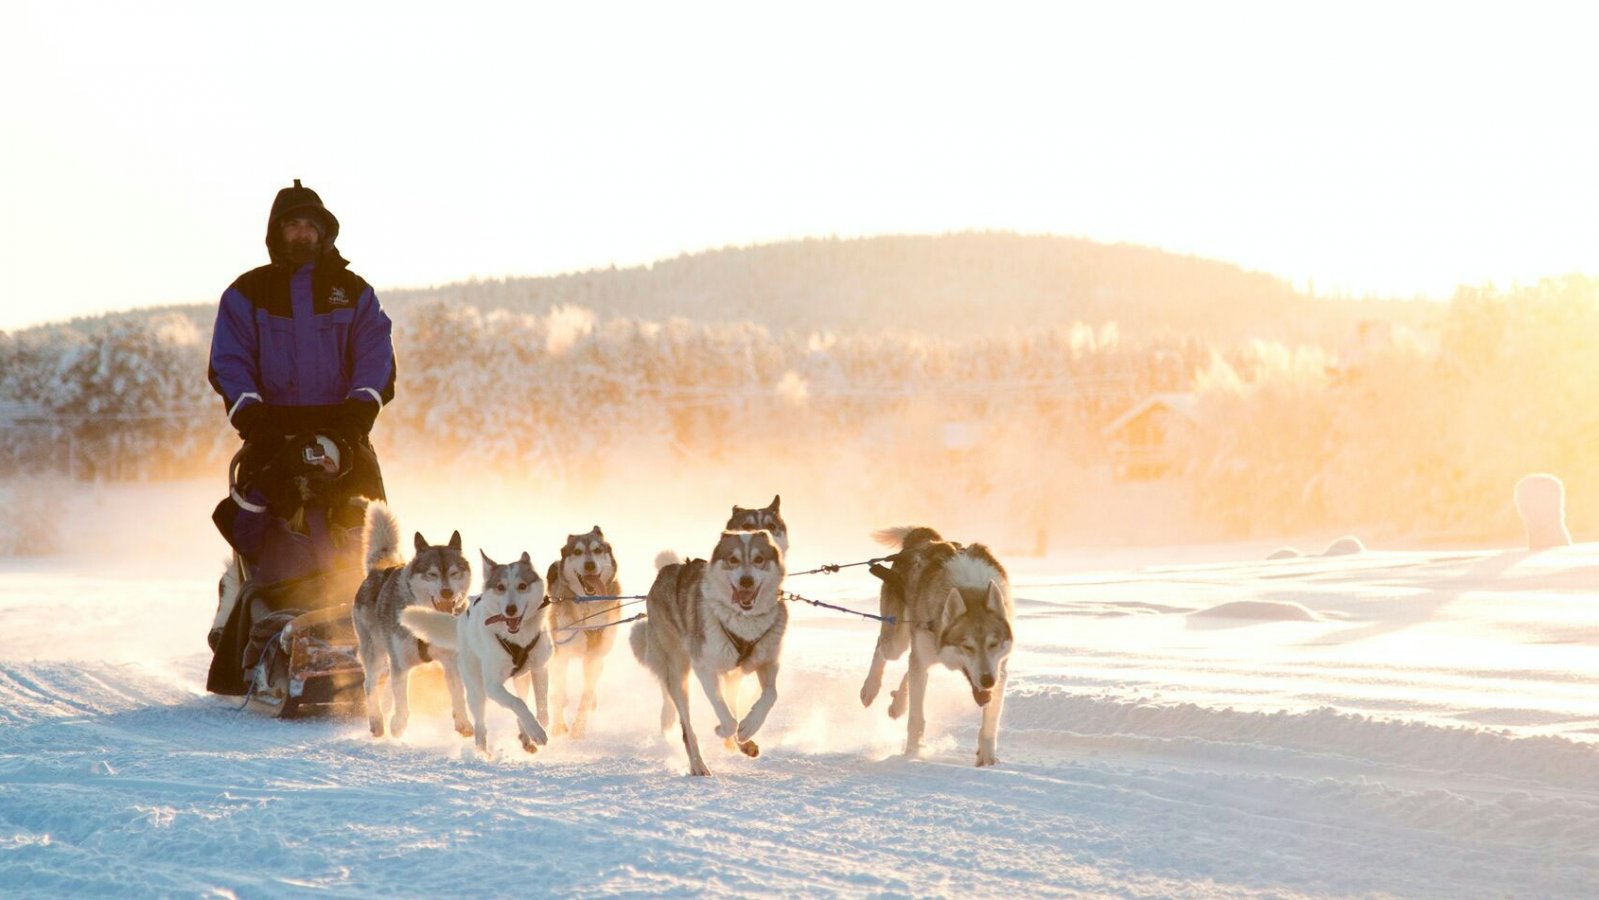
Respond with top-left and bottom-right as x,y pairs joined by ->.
1,657 -> 1597,897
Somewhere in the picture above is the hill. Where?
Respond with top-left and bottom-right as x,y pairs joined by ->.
381,232 -> 1405,342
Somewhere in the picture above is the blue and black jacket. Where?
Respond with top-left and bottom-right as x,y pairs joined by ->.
207,182 -> 396,428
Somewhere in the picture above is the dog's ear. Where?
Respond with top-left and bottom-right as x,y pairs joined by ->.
768,494 -> 780,512
941,587 -> 965,627
600,542 -> 613,557
985,580 -> 1006,616
449,531 -> 462,552
592,525 -> 603,538
519,550 -> 532,566
414,532 -> 428,553
481,549 -> 497,570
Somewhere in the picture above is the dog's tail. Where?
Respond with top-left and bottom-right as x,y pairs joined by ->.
872,525 -> 943,551
654,550 -> 682,571
363,501 -> 404,573
213,555 -> 245,632
399,607 -> 458,651
628,617 -> 650,667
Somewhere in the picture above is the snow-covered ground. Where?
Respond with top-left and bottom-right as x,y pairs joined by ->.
2,482 -> 1598,897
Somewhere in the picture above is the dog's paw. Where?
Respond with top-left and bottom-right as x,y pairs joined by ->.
887,688 -> 907,720
570,720 -> 586,740
519,732 -> 540,755
688,759 -> 712,777
455,721 -> 474,738
859,681 -> 879,708
714,721 -> 736,740
976,748 -> 999,767
737,739 -> 760,759
551,718 -> 569,738
388,718 -> 408,739
368,719 -> 384,738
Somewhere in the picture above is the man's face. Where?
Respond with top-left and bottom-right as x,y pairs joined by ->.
280,215 -> 321,262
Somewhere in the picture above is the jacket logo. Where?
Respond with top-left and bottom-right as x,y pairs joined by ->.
328,286 -> 349,306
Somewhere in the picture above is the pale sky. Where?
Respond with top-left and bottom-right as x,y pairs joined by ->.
2,0 -> 1596,332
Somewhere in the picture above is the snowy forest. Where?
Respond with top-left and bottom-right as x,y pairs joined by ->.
3,234 -> 1590,545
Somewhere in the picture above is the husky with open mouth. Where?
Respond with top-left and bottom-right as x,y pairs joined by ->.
629,530 -> 787,776
859,525 -> 1014,767
352,502 -> 472,739
545,526 -> 622,739
402,551 -> 551,757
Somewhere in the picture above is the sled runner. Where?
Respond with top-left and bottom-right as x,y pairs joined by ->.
244,605 -> 366,718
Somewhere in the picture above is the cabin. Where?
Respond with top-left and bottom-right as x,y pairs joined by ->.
1101,392 -> 1199,481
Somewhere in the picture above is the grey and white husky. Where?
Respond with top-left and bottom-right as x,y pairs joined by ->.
859,526 -> 1015,767
725,495 -> 788,553
402,551 -> 552,757
629,530 -> 787,776
545,526 -> 621,739
352,502 -> 472,739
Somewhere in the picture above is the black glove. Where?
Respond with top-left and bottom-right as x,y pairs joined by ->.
232,401 -> 271,442
250,438 -> 313,519
338,398 -> 379,437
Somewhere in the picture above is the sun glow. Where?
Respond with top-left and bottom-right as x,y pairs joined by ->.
3,2 -> 1597,331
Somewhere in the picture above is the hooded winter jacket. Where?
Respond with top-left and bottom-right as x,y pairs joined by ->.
208,181 -> 396,428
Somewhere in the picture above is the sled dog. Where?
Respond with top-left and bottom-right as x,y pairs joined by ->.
352,502 -> 472,739
725,495 -> 788,553
402,551 -> 552,756
545,526 -> 622,738
630,530 -> 787,776
209,554 -> 245,651
859,526 -> 1014,767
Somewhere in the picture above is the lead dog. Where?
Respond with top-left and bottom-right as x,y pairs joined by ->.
545,526 -> 622,739
859,526 -> 1014,767
352,502 -> 472,739
629,530 -> 787,776
402,551 -> 552,757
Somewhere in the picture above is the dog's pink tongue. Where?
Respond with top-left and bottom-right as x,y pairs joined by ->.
485,613 -> 522,633
580,575 -> 604,595
733,588 -> 757,608
973,688 -> 993,707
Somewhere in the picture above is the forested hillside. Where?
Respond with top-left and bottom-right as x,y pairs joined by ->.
20,233 -> 1574,546
382,232 -> 1403,343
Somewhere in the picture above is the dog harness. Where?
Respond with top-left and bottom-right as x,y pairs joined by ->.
495,632 -> 541,676
718,621 -> 761,669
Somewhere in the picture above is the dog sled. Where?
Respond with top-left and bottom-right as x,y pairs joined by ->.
206,421 -> 384,719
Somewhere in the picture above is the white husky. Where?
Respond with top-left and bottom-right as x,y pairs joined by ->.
402,551 -> 552,756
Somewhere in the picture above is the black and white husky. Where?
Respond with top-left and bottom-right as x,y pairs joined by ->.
629,530 -> 787,776
860,526 -> 1015,767
351,502 -> 472,739
403,552 -> 552,757
545,526 -> 621,739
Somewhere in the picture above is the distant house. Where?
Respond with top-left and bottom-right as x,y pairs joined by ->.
1102,392 -> 1199,481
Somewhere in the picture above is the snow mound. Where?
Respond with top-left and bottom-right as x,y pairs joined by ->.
1189,600 -> 1320,621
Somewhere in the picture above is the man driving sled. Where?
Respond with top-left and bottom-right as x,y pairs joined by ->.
205,179 -> 396,699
